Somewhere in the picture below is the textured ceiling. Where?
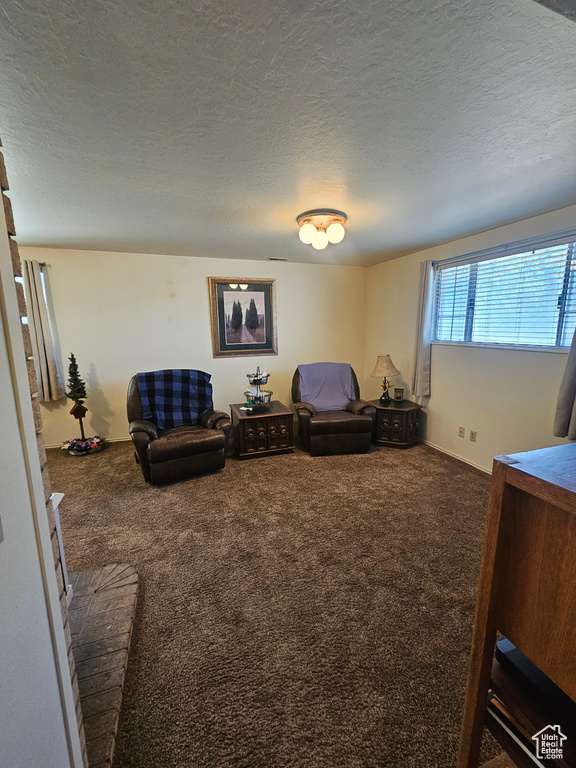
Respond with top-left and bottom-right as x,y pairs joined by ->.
0,0 -> 575,266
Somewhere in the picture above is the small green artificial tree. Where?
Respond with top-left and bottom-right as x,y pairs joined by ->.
66,353 -> 88,440
66,353 -> 87,401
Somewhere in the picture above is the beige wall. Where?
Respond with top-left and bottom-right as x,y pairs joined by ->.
20,248 -> 367,447
23,202 -> 576,469
364,204 -> 576,471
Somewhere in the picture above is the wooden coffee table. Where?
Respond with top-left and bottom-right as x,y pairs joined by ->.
230,401 -> 294,459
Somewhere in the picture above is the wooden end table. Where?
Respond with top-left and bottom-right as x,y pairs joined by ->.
369,399 -> 421,448
230,401 -> 294,459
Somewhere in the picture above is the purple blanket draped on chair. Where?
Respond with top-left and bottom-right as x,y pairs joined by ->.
298,362 -> 355,411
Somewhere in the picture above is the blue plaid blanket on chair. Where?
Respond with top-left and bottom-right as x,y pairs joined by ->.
136,370 -> 213,430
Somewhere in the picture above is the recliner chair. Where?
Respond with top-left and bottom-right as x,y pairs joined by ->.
292,363 -> 376,456
127,369 -> 231,485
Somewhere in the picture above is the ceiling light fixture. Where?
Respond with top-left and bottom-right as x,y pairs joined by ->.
296,209 -> 347,251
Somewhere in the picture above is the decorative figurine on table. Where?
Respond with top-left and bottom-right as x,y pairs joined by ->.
244,366 -> 273,412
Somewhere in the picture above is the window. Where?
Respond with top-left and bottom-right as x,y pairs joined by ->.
433,232 -> 576,349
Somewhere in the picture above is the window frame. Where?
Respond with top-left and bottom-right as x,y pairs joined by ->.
431,228 -> 576,353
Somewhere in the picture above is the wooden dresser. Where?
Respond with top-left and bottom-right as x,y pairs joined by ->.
458,444 -> 576,767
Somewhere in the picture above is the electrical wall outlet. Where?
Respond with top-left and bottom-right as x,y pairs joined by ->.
458,426 -> 465,438
470,430 -> 477,442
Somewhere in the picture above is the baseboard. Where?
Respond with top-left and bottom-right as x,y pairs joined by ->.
47,433 -> 491,475
421,439 -> 491,474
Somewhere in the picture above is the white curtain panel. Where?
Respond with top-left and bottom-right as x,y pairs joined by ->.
554,326 -> 576,439
410,260 -> 435,398
23,259 -> 65,402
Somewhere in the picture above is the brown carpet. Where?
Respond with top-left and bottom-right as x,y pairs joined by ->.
48,440 -> 495,768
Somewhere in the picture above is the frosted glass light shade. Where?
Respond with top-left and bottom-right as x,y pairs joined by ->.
326,221 -> 345,244
312,229 -> 329,250
298,222 -> 317,244
296,209 -> 347,249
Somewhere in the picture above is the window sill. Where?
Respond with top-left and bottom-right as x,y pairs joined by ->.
431,341 -> 570,354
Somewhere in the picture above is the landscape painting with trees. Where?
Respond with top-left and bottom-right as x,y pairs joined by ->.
208,277 -> 277,358
224,292 -> 266,344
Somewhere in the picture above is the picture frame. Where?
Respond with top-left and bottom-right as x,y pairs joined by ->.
208,277 -> 278,358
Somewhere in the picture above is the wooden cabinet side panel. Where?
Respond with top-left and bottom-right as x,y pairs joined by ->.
495,492 -> 576,699
457,458 -> 515,768
407,411 -> 419,443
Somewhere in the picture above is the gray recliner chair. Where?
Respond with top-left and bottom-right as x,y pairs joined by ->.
292,363 -> 376,456
127,369 -> 231,485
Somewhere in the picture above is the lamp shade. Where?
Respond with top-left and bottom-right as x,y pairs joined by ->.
371,354 -> 400,379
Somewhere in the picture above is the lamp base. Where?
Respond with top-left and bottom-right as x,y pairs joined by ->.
379,393 -> 391,404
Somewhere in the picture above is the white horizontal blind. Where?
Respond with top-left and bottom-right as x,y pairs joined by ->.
433,238 -> 576,348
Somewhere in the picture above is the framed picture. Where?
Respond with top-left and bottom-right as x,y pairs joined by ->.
208,277 -> 278,358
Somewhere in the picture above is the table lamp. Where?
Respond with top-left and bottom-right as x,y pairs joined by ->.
371,354 -> 400,403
